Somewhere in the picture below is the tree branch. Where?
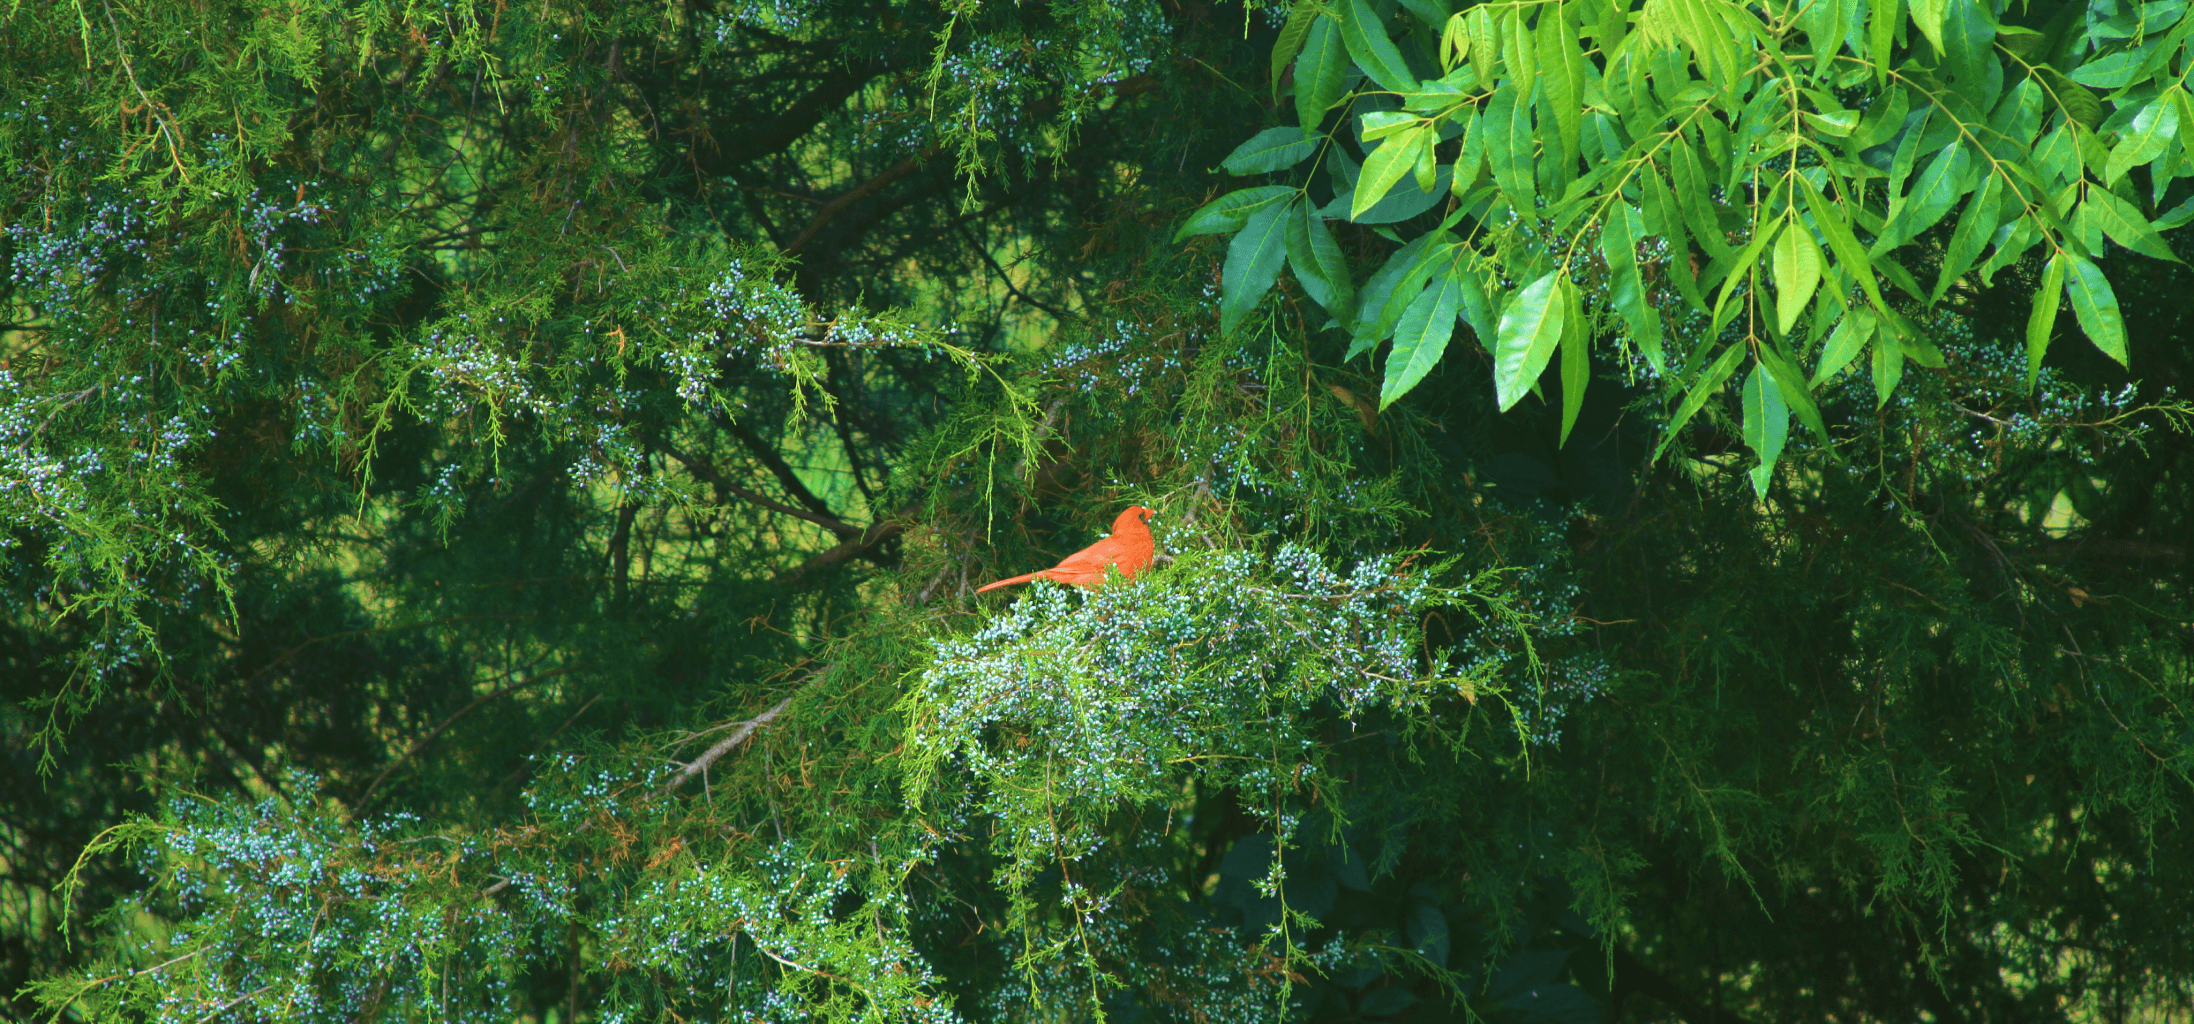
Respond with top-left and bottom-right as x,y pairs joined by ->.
689,59 -> 884,175
361,667 -> 577,809
654,691 -> 799,797
776,508 -> 911,586
725,419 -> 842,522
2021,538 -> 2186,563
660,442 -> 862,539
784,144 -> 941,256
958,222 -> 1076,322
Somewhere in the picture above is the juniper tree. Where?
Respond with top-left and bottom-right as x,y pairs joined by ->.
5,0 -> 2193,1021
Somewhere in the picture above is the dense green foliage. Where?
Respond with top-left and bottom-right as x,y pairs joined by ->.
3,0 -> 2192,1021
1198,0 -> 2194,482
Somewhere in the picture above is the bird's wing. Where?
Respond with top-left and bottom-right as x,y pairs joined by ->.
1049,537 -> 1128,576
1111,535 -> 1155,577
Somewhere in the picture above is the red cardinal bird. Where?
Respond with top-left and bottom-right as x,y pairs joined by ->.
977,506 -> 1157,593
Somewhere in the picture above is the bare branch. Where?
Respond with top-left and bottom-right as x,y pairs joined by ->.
361,667 -> 576,809
661,442 -> 862,539
784,145 -> 942,256
777,510 -> 911,586
654,693 -> 797,798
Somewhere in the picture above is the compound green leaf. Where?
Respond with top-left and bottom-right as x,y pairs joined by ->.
1354,125 -> 1432,220
2104,92 -> 2179,186
1485,81 -> 1537,212
1221,200 -> 1292,337
1339,0 -> 1417,93
1536,5 -> 1584,169
1176,186 -> 1295,240
1757,338 -> 1829,446
1286,200 -> 1356,321
2085,185 -> 2182,262
1870,331 -> 1904,407
1654,341 -> 1747,459
1382,262 -> 1465,409
1772,216 -> 1823,336
2026,252 -> 2064,389
1558,277 -> 1588,445
2064,252 -> 2127,367
1876,141 -> 1973,253
1272,0 -> 1318,99
1741,363 -> 1790,496
1493,270 -> 1565,411
1932,173 -> 2002,302
1601,202 -> 1664,373
1294,17 -> 1350,135
1223,127 -> 1321,175
1811,307 -> 1877,386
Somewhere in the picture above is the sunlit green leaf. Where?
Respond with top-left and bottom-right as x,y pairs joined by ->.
2105,91 -> 2180,185
2063,252 -> 2128,367
1870,332 -> 1904,408
2084,185 -> 2183,262
1811,308 -> 1877,386
1492,271 -> 1565,411
1741,364 -> 1789,497
1354,126 -> 1432,220
1771,216 -> 1822,336
1382,262 -> 1465,409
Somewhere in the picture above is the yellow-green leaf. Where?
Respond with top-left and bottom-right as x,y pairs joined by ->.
1771,217 -> 1823,336
1354,126 -> 1431,220
1493,271 -> 1565,411
2025,253 -> 2064,389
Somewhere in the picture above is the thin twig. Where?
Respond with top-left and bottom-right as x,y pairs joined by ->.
784,146 -> 941,256
655,694 -> 796,797
361,667 -> 576,808
662,442 -> 863,539
16,388 -> 96,451
960,224 -> 1077,322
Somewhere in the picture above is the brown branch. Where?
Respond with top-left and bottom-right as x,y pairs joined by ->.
608,499 -> 640,606
661,442 -> 862,539
478,676 -> 818,900
726,419 -> 841,521
654,691 -> 799,797
777,509 -> 912,586
360,667 -> 576,809
783,144 -> 942,256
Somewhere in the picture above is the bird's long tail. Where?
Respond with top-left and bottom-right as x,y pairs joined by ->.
976,571 -> 1043,594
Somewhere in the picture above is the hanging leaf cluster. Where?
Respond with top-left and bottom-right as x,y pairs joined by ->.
1187,0 -> 2190,484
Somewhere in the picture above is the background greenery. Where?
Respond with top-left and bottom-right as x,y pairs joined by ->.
2,0 -> 2190,1021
